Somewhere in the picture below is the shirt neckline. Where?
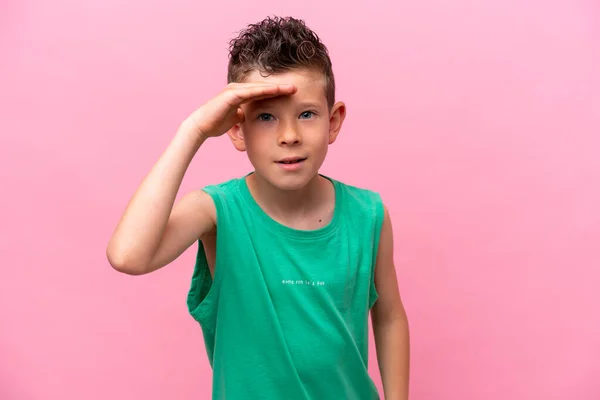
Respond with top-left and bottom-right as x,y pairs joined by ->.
237,172 -> 342,240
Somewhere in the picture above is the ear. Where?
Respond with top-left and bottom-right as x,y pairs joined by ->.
328,101 -> 346,144
227,123 -> 246,152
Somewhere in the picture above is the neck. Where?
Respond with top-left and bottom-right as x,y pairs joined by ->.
246,172 -> 333,226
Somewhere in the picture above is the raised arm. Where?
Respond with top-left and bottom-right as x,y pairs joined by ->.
106,82 -> 297,275
106,125 -> 215,275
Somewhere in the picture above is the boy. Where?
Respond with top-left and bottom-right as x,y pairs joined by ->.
107,16 -> 409,400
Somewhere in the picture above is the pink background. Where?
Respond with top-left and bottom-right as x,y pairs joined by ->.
1,0 -> 599,399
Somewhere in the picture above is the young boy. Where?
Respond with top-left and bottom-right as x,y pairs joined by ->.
107,16 -> 409,400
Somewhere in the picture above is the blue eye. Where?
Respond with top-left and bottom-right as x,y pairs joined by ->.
299,111 -> 315,119
258,113 -> 274,122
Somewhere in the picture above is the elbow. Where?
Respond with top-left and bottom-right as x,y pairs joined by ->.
106,245 -> 148,276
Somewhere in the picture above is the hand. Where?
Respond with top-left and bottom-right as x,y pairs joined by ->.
186,82 -> 297,140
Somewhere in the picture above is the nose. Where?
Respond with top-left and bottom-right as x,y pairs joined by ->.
278,125 -> 301,146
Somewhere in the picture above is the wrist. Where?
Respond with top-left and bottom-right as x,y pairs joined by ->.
178,118 -> 208,146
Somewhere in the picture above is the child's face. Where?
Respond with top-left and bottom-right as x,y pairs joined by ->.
229,67 -> 346,191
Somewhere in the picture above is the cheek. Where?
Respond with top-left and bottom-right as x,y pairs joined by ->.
309,127 -> 332,147
243,130 -> 269,156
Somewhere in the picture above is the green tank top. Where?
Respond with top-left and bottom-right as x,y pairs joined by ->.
187,174 -> 384,400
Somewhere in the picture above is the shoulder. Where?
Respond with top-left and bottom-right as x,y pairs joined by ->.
195,175 -> 247,222
333,180 -> 395,263
331,177 -> 385,218
198,175 -> 247,207
201,176 -> 243,196
175,177 -> 243,224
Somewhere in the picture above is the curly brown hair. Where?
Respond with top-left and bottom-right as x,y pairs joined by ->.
227,16 -> 335,108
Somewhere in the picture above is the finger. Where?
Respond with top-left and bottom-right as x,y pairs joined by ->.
229,82 -> 294,91
236,83 -> 296,99
229,84 -> 296,105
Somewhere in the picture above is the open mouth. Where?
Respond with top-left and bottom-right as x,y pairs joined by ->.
276,157 -> 307,165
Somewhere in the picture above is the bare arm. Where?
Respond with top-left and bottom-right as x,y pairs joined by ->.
106,124 -> 215,275
371,205 -> 410,400
106,82 -> 297,275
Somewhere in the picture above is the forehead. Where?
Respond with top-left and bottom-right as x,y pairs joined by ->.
243,68 -> 327,107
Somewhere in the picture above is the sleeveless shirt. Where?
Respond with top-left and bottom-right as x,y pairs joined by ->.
187,174 -> 384,400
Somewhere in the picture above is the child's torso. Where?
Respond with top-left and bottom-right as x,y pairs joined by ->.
187,175 -> 384,400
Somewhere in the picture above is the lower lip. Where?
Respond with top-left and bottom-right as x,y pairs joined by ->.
276,159 -> 306,171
